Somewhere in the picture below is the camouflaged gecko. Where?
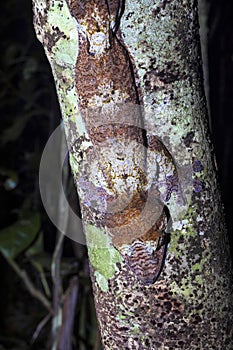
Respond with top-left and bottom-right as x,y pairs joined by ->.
67,0 -> 179,284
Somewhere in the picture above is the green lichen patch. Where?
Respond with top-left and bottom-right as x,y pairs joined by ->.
47,0 -> 79,67
85,224 -> 122,291
169,202 -> 201,256
168,227 -> 195,258
94,271 -> 109,293
192,261 -> 204,273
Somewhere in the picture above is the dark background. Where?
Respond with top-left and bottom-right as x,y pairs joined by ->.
208,1 -> 233,252
0,0 -> 233,349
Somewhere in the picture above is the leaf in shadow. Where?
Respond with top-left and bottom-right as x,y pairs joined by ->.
0,214 -> 40,259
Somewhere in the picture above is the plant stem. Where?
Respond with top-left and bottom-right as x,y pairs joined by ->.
6,256 -> 52,312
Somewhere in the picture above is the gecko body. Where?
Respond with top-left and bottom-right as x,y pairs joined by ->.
68,0 -> 179,284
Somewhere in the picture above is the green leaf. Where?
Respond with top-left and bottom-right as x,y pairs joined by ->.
26,231 -> 44,257
0,214 -> 40,259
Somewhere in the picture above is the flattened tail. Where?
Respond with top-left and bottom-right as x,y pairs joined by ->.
123,241 -> 167,285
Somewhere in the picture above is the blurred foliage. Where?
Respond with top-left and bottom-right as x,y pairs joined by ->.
0,212 -> 40,259
207,0 -> 233,253
0,0 -> 100,349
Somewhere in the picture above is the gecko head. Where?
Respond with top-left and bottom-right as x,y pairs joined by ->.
73,2 -> 111,56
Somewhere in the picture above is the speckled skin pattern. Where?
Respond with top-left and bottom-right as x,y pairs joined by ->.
32,0 -> 233,348
67,0 -> 180,285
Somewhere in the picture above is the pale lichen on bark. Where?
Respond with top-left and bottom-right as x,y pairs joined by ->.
33,0 -> 123,293
33,0 -> 233,349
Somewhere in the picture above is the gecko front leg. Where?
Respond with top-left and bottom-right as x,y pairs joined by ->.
147,135 -> 180,203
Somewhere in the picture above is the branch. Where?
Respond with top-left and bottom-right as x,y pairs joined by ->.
58,276 -> 79,350
6,256 -> 52,312
51,130 -> 70,348
31,312 -> 52,344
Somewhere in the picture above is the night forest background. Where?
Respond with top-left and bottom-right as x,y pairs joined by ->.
0,1 -> 233,349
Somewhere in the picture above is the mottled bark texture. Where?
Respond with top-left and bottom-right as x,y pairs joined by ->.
33,0 -> 233,349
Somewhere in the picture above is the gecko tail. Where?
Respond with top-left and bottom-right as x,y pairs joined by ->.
123,240 -> 167,285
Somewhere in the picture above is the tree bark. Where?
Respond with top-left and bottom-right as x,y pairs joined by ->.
33,0 -> 233,349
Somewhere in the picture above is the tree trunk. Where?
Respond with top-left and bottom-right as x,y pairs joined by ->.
33,0 -> 233,349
